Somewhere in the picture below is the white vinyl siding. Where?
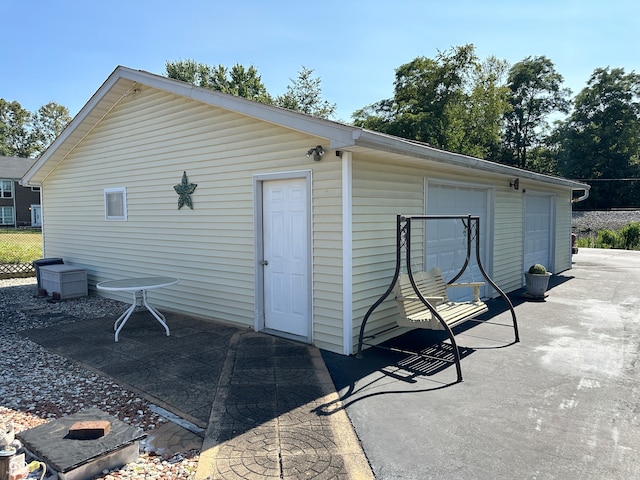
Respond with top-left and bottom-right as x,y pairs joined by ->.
494,187 -> 524,293
312,166 -> 345,351
350,156 -> 428,350
40,87 -> 345,352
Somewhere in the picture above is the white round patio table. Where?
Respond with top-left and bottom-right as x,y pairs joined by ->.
96,276 -> 179,342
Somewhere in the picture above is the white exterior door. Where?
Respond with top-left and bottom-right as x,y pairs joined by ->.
426,182 -> 490,300
31,205 -> 42,227
524,194 -> 554,272
262,178 -> 310,338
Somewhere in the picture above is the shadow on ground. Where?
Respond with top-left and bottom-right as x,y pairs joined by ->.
320,282 -> 561,414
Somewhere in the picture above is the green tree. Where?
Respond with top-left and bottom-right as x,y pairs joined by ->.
354,45 -> 477,147
274,66 -> 336,119
30,102 -> 71,157
502,56 -> 571,169
448,55 -> 510,160
0,99 -> 33,157
165,61 -> 337,119
526,144 -> 561,176
0,100 -> 69,158
352,45 -> 510,159
165,59 -> 272,103
556,67 -> 640,208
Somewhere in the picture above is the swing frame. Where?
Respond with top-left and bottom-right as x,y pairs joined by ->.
356,214 -> 520,382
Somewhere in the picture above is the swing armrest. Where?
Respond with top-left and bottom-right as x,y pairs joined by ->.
447,282 -> 485,302
396,295 -> 445,305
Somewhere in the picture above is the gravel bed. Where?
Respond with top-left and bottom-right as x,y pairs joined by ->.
0,278 -> 199,479
572,209 -> 640,234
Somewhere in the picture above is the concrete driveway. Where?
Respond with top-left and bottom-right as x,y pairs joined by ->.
323,248 -> 640,479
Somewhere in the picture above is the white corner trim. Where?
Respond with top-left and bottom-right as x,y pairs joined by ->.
342,152 -> 354,355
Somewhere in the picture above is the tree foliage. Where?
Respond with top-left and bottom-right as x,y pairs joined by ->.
353,46 -> 475,147
31,103 -> 72,157
352,45 -> 510,159
502,56 -> 571,169
165,60 -> 336,119
452,55 -> 510,159
0,99 -> 32,157
0,99 -> 70,158
274,67 -> 336,119
556,67 -> 640,208
165,59 -> 272,103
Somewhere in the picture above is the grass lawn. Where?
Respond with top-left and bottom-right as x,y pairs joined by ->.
0,229 -> 43,264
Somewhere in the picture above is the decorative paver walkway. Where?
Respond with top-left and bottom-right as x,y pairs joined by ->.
197,331 -> 371,479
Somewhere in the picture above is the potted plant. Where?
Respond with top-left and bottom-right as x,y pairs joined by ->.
524,263 -> 552,298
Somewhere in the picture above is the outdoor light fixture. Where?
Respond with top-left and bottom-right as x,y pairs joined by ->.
510,178 -> 520,191
306,145 -> 325,161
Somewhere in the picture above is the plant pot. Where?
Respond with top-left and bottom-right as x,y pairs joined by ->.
524,272 -> 552,297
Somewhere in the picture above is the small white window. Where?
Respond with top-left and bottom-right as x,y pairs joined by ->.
104,187 -> 127,221
1,180 -> 13,198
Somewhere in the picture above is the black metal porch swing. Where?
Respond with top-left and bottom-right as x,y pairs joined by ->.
356,214 -> 520,382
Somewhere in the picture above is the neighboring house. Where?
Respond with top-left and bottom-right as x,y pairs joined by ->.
22,66 -> 590,355
0,156 -> 41,227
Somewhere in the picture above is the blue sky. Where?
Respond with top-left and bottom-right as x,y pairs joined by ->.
2,0 -> 638,122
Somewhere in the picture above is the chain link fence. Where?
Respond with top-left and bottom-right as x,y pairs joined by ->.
0,228 -> 42,278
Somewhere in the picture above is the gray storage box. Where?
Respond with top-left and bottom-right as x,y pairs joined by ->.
40,264 -> 87,299
33,257 -> 64,289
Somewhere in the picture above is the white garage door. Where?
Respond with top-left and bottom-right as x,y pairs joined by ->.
425,182 -> 490,301
524,194 -> 553,273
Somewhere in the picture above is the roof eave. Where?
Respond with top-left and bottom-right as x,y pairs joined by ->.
23,65 -> 590,196
23,68 -> 138,186
354,130 -> 591,191
23,66 -> 361,185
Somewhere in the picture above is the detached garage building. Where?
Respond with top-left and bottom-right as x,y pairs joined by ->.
22,66 -> 589,355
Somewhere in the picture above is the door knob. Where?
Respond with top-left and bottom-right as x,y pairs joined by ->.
261,260 -> 269,266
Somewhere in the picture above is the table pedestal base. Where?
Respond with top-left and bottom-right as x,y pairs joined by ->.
114,289 -> 170,342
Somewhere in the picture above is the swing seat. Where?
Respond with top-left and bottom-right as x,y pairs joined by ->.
393,267 -> 488,330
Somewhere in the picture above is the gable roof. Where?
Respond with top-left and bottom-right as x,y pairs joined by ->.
22,66 -> 589,196
0,156 -> 37,180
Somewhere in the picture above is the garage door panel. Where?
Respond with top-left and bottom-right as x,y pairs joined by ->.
437,219 -> 459,242
524,195 -> 553,272
426,183 -> 489,301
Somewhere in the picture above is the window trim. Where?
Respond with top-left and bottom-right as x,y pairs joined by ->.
0,206 -> 14,225
1,180 -> 14,198
104,187 -> 127,221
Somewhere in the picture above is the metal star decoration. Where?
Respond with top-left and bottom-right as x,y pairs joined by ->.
174,171 -> 197,209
